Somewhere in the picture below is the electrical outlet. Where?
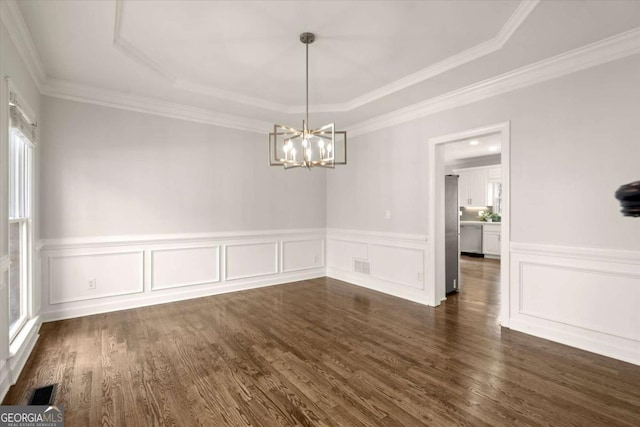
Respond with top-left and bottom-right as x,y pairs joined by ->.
417,272 -> 422,281
88,279 -> 96,290
313,255 -> 318,263
385,210 -> 391,219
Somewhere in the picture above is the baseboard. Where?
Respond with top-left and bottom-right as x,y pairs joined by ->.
41,269 -> 325,322
509,242 -> 640,366
0,361 -> 10,403
509,318 -> 639,366
327,267 -> 430,305
39,229 -> 327,322
326,229 -> 431,306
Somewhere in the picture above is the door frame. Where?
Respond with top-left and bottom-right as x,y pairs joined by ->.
427,121 -> 511,327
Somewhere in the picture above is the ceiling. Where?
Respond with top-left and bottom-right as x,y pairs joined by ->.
10,0 -> 640,130
444,133 -> 501,163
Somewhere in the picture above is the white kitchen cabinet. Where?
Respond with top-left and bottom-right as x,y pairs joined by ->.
488,166 -> 501,180
482,224 -> 501,257
456,168 -> 488,206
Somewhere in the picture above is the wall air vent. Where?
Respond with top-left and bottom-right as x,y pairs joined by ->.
354,259 -> 370,274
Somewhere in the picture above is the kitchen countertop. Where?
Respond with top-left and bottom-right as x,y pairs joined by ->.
460,221 -> 502,225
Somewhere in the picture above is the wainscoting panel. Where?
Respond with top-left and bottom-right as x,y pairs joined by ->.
48,251 -> 144,304
151,246 -> 220,291
326,229 -> 429,305
225,242 -> 278,280
39,229 -> 325,321
510,243 -> 640,365
326,239 -> 368,272
370,244 -> 425,289
282,239 -> 324,273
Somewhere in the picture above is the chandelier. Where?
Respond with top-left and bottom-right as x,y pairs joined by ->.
270,32 -> 344,169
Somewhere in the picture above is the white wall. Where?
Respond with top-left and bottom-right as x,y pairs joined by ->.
37,97 -> 328,324
41,96 -> 326,238
326,55 -> 640,364
329,56 -> 640,249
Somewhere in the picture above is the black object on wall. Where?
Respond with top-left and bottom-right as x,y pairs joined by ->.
615,181 -> 640,217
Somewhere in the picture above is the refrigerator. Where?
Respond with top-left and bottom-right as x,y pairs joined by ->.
445,175 -> 459,294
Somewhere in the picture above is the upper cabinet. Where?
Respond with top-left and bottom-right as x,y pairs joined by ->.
457,168 -> 488,206
454,166 -> 501,207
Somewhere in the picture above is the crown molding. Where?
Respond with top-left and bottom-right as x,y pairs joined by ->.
0,0 -> 46,89
336,0 -> 539,113
6,0 -> 637,138
113,0 -> 176,83
41,78 -> 272,134
347,27 -> 640,137
113,0 -> 538,114
174,79 -> 289,113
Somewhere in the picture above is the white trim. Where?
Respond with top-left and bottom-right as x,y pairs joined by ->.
509,317 -> 639,366
510,244 -> 640,365
325,229 -> 430,304
39,229 -> 326,322
223,241 -> 279,281
38,228 -> 326,251
149,245 -> 221,291
8,316 -> 40,383
109,0 -> 538,114
281,239 -> 325,273
41,269 -> 324,323
348,27 -> 640,137
174,79 -> 289,114
427,121 -> 510,322
336,0 -> 539,113
47,251 -> 145,305
0,0 -> 46,89
2,0 -> 638,136
113,0 -> 176,83
0,361 -> 10,402
111,0 -> 537,114
40,78 -> 271,134
326,228 -> 428,244
327,267 -> 429,305
510,242 -> 640,264
370,243 -> 426,290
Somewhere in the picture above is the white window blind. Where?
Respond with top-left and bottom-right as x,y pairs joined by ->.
9,91 -> 37,144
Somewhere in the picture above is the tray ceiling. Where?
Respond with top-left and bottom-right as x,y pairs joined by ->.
10,0 -> 640,129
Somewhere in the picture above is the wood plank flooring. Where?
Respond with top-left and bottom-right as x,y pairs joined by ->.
4,256 -> 640,426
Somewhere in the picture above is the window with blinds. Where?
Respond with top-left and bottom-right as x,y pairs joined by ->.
8,90 -> 36,341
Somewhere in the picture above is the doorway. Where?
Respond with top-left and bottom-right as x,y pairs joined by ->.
427,122 -> 510,327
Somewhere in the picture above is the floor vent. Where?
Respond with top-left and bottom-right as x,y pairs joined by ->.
29,384 -> 57,405
354,259 -> 370,274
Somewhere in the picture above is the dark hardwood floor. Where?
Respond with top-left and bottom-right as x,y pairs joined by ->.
4,257 -> 640,426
